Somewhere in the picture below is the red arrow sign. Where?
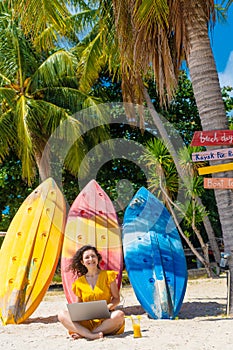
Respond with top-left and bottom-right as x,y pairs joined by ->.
191,130 -> 233,146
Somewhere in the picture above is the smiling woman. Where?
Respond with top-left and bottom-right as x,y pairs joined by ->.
57,245 -> 125,340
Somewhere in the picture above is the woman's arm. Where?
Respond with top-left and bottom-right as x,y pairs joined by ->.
108,280 -> 121,311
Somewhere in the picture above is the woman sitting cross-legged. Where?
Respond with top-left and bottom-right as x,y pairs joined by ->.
58,245 -> 125,340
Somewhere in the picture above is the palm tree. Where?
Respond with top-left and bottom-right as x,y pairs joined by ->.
0,3 -> 103,184
110,0 -> 233,311
168,0 -> 233,311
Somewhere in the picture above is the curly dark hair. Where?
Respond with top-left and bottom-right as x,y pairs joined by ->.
68,245 -> 102,276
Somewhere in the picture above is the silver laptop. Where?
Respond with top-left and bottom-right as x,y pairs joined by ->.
67,300 -> 111,321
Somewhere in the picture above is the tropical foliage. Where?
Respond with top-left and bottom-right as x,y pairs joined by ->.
0,2 -> 108,184
142,138 -> 214,275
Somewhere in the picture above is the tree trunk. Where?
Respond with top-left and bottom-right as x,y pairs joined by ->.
34,146 -> 51,182
196,198 -> 221,264
185,3 -> 233,312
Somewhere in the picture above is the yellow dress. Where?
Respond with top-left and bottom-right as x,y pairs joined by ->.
71,270 -> 124,334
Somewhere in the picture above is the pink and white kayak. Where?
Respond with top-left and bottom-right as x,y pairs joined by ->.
61,180 -> 123,303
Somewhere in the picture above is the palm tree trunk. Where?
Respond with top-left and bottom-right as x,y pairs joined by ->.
35,146 -> 51,182
185,2 -> 233,313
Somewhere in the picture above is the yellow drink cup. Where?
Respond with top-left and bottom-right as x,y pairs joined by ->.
131,316 -> 142,338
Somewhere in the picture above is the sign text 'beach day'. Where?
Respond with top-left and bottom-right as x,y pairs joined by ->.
191,130 -> 233,146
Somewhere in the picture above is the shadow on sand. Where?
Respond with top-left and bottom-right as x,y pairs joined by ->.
23,315 -> 58,324
178,301 -> 226,319
23,300 -> 226,324
121,300 -> 227,320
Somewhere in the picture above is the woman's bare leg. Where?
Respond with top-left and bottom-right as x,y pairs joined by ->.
57,310 -> 103,340
93,310 -> 125,335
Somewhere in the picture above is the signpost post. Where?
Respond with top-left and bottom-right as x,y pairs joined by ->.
191,130 -> 232,313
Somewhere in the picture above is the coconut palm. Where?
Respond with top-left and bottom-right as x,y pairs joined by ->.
110,0 -> 233,310
163,0 -> 233,311
0,4 -> 104,184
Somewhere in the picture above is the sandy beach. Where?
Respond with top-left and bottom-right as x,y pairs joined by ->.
1,274 -> 233,350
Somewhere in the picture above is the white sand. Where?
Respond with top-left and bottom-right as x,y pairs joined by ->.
1,275 -> 233,350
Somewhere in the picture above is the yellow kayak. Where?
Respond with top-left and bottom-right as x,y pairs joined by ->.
0,178 -> 66,325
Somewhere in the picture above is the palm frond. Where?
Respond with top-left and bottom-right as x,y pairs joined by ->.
76,32 -> 105,91
221,0 -> 233,11
0,14 -> 39,80
63,140 -> 88,178
33,27 -> 61,53
0,73 -> 11,85
183,175 -> 204,198
33,6 -> 99,51
38,86 -> 84,113
0,110 -> 17,161
12,0 -> 70,42
27,99 -> 73,136
30,50 -> 78,91
16,95 -> 32,147
69,9 -> 99,34
135,0 -> 169,28
0,88 -> 17,107
178,198 -> 207,226
214,3 -> 227,23
15,95 -> 35,182
27,98 -> 89,178
142,137 -> 179,199
144,138 -> 172,167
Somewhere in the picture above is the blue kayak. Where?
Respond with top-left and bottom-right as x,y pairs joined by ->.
122,187 -> 187,319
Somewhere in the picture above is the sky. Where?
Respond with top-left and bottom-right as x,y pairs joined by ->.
212,6 -> 233,89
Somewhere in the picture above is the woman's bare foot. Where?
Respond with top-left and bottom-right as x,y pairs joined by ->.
69,330 -> 103,341
88,331 -> 103,340
70,332 -> 83,340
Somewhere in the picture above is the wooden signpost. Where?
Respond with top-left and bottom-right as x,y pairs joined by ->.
191,129 -> 233,189
192,131 -> 232,310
